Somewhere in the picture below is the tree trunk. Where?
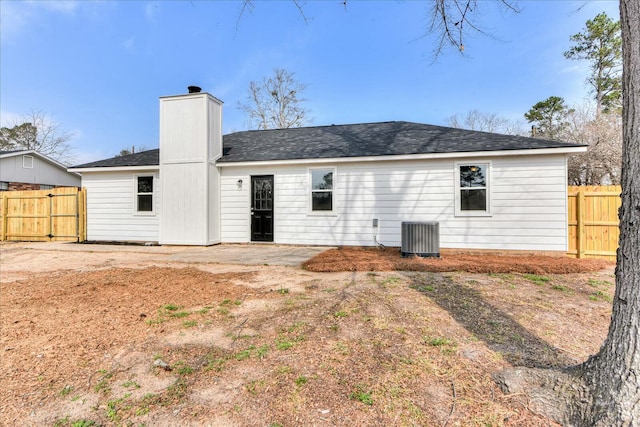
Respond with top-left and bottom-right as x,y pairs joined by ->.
497,0 -> 640,424
581,0 -> 640,423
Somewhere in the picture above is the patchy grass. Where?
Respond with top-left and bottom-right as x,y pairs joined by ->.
59,385 -> 73,397
426,337 -> 454,347
295,375 -> 308,386
590,290 -> 613,302
1,259 -> 614,426
350,385 -> 374,405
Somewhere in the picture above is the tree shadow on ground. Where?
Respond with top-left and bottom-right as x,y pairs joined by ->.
409,272 -> 575,368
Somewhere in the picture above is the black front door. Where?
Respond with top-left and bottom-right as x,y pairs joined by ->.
251,175 -> 274,242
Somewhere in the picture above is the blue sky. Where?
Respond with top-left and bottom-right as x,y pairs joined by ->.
0,0 -> 620,165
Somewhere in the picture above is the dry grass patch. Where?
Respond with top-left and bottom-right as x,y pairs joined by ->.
303,247 -> 613,274
1,255 -> 614,426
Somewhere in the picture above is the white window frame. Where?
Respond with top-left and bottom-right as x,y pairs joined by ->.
133,174 -> 156,215
308,167 -> 337,216
454,161 -> 491,217
23,155 -> 34,169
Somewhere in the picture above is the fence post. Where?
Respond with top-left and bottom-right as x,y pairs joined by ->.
78,188 -> 86,242
577,186 -> 585,259
48,193 -> 54,241
0,194 -> 6,241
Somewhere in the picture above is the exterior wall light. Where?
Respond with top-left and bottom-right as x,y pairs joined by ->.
237,179 -> 243,190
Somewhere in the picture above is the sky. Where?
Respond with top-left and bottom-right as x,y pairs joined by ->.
0,0 -> 620,165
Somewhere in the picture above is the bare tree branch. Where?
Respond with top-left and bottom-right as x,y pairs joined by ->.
292,0 -> 311,25
235,0 -> 255,35
237,0 -> 312,31
446,109 -> 523,135
428,0 -> 520,56
0,110 -> 75,164
239,68 -> 311,130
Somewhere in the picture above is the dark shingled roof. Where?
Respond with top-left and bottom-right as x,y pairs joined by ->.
72,121 -> 585,168
73,149 -> 160,169
220,121 -> 583,163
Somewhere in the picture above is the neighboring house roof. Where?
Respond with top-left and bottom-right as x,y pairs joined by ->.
0,149 -> 80,177
70,121 -> 586,169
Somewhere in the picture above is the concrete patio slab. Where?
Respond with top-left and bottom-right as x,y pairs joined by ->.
0,241 -> 332,267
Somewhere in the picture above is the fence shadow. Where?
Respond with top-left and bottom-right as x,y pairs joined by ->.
409,272 -> 575,368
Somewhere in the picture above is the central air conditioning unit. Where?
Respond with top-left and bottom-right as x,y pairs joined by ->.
401,221 -> 440,257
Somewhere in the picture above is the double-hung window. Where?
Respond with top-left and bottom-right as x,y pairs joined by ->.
310,168 -> 335,213
455,162 -> 490,216
135,175 -> 154,213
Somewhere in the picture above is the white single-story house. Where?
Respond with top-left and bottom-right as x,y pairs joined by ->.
69,88 -> 587,254
1,150 -> 80,191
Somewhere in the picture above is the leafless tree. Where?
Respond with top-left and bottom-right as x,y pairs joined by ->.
239,68 -> 310,130
446,109 -> 525,135
0,110 -> 75,164
116,145 -> 148,157
564,104 -> 622,185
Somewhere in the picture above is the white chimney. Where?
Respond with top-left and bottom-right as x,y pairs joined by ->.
158,87 -> 223,245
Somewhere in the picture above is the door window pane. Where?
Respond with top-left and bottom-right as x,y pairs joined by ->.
254,179 -> 273,210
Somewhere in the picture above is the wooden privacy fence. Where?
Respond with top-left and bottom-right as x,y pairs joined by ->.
568,185 -> 621,261
0,187 -> 86,242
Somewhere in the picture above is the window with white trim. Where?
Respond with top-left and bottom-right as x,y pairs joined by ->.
455,162 -> 490,215
135,175 -> 154,213
310,168 -> 335,213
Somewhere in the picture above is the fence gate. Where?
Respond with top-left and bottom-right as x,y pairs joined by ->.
0,187 -> 86,242
567,185 -> 621,261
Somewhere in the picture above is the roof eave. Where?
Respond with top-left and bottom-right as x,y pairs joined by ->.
68,165 -> 160,173
1,149 -> 81,176
217,146 -> 588,168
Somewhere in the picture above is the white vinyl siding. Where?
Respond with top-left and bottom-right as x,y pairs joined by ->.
82,171 -> 160,242
220,154 -> 569,252
159,163 -> 209,244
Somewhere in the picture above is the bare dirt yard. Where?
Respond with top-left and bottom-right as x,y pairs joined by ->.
0,243 -> 615,426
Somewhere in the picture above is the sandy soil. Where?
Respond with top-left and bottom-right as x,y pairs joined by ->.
0,243 -> 615,426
